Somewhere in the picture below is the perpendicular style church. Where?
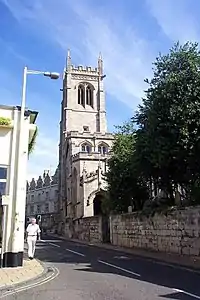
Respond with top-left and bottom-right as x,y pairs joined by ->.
58,50 -> 113,227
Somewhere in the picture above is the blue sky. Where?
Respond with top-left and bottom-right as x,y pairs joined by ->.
0,0 -> 200,180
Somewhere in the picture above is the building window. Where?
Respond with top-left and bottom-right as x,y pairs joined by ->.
78,85 -> 84,106
46,191 -> 49,200
38,193 -> 41,201
0,167 -> 7,180
0,166 -> 7,196
0,182 -> 6,196
86,85 -> 93,106
83,126 -> 89,132
30,205 -> 34,213
37,205 -> 41,213
81,143 -> 91,153
54,202 -> 58,212
98,144 -> 108,155
31,195 -> 34,202
45,203 -> 49,212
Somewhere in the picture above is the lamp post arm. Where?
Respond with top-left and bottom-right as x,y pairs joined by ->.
27,69 -> 60,79
27,70 -> 45,75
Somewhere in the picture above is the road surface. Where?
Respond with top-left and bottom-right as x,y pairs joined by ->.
2,235 -> 200,299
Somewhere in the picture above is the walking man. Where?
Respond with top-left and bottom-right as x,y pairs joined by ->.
26,218 -> 41,259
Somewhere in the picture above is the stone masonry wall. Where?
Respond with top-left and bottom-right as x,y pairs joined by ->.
64,216 -> 102,243
110,206 -> 200,256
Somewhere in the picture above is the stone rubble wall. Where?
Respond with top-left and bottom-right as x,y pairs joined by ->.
110,206 -> 200,256
63,206 -> 200,256
64,216 -> 103,243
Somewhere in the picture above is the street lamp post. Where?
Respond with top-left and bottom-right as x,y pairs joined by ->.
20,67 -> 60,163
11,67 -> 60,267
21,67 -> 60,124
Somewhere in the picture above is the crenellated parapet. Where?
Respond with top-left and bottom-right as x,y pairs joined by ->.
71,65 -> 98,74
66,50 -> 103,77
27,167 -> 59,192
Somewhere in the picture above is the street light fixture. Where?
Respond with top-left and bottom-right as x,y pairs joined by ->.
21,67 -> 60,132
43,72 -> 60,80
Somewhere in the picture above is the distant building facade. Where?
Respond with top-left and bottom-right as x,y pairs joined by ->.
26,168 -> 59,231
58,50 -> 114,234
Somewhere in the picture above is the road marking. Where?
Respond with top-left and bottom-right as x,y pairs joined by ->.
173,288 -> 200,299
114,256 -> 130,260
49,242 -> 60,248
41,239 -> 61,243
66,248 -> 85,257
98,260 -> 141,277
0,266 -> 59,298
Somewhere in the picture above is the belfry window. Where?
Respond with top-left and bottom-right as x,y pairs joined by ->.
78,85 -> 84,106
81,143 -> 92,153
98,144 -> 108,155
86,85 -> 93,106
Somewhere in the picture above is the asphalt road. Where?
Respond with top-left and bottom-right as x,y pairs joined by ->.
3,235 -> 200,300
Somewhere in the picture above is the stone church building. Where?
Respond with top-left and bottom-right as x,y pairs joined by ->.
58,51 -> 113,232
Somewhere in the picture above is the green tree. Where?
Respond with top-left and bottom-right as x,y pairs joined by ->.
106,121 -> 148,213
134,42 -> 200,203
28,127 -> 38,155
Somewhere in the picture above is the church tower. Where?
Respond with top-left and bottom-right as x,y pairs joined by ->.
58,51 -> 113,228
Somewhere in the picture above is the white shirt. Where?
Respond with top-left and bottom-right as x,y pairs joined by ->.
26,224 -> 41,236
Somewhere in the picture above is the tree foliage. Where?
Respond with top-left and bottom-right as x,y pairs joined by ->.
135,42 -> 200,203
106,122 -> 148,213
107,42 -> 200,212
28,126 -> 38,155
0,117 -> 11,126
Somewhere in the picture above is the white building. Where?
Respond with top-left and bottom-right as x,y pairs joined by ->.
26,169 -> 59,231
58,51 -> 114,233
0,104 -> 38,267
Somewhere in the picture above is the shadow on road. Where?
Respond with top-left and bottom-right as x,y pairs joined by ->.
34,237 -> 200,300
159,291 -> 198,299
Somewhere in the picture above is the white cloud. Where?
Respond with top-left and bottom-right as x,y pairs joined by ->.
146,0 -> 199,43
69,2 -> 154,108
0,36 -> 28,63
1,0 -> 154,109
2,0 -> 200,109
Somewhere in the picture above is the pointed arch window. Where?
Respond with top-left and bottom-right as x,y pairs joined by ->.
81,143 -> 92,153
86,85 -> 93,107
98,143 -> 108,155
78,85 -> 85,106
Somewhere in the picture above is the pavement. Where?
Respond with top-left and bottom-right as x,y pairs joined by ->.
1,235 -> 200,300
0,257 -> 43,288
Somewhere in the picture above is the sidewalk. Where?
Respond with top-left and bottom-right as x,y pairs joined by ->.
50,233 -> 200,271
0,258 -> 44,289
